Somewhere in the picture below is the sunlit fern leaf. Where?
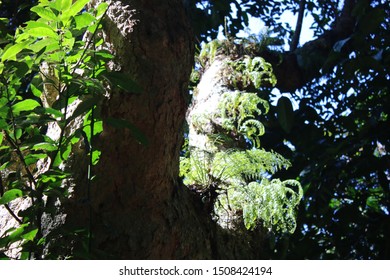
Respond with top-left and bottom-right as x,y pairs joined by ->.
180,148 -> 214,189
239,119 -> 265,148
211,149 -> 291,183
218,92 -> 268,140
227,179 -> 303,232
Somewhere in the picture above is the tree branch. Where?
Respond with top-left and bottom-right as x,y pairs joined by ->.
0,172 -> 23,224
264,0 -> 358,92
290,0 -> 306,52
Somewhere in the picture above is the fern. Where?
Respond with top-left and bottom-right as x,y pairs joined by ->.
211,149 -> 291,183
181,38 -> 302,234
180,149 -> 214,189
181,145 -> 303,233
218,91 -> 268,147
224,56 -> 277,90
239,119 -> 265,148
198,40 -> 223,68
225,179 -> 303,232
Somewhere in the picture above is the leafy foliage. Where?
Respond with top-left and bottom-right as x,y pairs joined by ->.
218,92 -> 268,148
227,179 -> 302,233
224,56 -> 277,90
180,145 -> 303,233
0,0 -> 112,259
181,39 -> 302,233
185,0 -> 389,258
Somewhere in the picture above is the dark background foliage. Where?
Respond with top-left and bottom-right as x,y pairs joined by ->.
2,0 -> 389,259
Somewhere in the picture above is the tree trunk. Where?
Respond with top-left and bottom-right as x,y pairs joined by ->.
61,0 -> 263,259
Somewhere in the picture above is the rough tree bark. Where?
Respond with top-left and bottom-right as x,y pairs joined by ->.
61,0 -> 263,259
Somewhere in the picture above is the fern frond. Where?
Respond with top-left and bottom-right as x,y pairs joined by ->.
210,149 -> 291,183
218,91 -> 268,144
226,178 -> 303,232
180,148 -> 214,189
239,119 -> 265,148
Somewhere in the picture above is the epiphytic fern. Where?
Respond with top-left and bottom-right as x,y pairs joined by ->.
218,91 -> 268,147
181,38 -> 302,234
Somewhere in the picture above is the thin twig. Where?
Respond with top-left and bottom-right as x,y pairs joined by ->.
0,176 -> 23,224
3,205 -> 23,224
3,133 -> 37,191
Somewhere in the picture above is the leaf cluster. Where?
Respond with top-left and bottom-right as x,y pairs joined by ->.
227,179 -> 302,233
0,0 -> 111,259
217,91 -> 268,148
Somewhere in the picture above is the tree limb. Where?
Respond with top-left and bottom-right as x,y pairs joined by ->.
265,0 -> 358,92
290,0 -> 306,52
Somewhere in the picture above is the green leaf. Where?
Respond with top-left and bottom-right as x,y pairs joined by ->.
39,170 -> 68,183
13,61 -> 31,78
21,228 -> 38,241
30,6 -> 58,21
0,229 -> 16,248
29,38 -> 59,53
0,119 -> 8,130
22,134 -> 52,148
92,150 -> 101,165
31,142 -> 58,152
24,153 -> 47,165
30,83 -> 42,98
366,196 -> 381,212
106,117 -> 149,145
14,128 -> 22,140
0,189 -> 23,205
0,224 -> 29,248
74,13 -> 96,30
0,161 -> 11,172
34,106 -> 64,119
12,99 -> 41,114
62,37 -> 75,49
102,72 -> 142,94
63,0 -> 90,19
1,41 -> 30,61
276,96 -> 294,134
94,50 -> 114,60
25,20 -> 53,30
96,2 -> 109,18
60,0 -> 73,11
52,152 -> 63,168
26,27 -> 59,39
